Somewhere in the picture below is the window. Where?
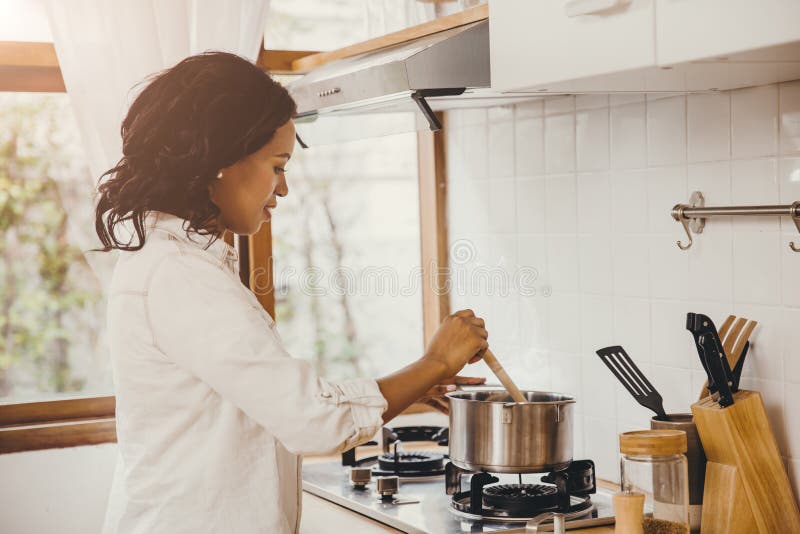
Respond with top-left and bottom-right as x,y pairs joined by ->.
270,115 -> 425,382
0,92 -> 114,401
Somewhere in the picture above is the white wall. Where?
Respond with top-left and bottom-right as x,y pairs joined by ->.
445,80 -> 800,503
0,444 -> 117,534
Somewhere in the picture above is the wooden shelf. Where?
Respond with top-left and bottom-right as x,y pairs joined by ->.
290,4 -> 489,72
0,41 -> 315,92
0,41 -> 58,67
0,41 -> 64,92
256,49 -> 318,75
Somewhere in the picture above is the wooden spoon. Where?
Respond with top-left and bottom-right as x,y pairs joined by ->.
482,349 -> 527,403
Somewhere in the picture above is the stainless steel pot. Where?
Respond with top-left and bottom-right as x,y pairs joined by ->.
446,389 -> 575,473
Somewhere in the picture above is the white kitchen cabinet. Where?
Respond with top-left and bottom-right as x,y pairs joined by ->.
656,0 -> 800,65
490,0 -> 800,94
490,0 -> 657,93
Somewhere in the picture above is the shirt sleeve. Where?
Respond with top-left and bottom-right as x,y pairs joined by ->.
144,252 -> 387,456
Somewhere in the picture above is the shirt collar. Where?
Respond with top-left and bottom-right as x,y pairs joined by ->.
144,211 -> 239,271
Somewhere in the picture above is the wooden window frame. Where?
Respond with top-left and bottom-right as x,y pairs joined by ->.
417,113 -> 450,346
0,4 -> 474,448
0,396 -> 116,454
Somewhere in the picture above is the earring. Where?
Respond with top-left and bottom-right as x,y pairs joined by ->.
216,170 -> 223,179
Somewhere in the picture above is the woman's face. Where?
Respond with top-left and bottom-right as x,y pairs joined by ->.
209,119 -> 295,235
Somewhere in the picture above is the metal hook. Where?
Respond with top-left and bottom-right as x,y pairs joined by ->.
791,201 -> 800,252
677,216 -> 694,250
672,192 -> 705,251
672,205 -> 694,250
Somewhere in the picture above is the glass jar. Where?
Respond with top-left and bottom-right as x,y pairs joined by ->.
620,430 -> 690,534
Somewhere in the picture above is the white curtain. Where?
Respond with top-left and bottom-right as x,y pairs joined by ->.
45,0 -> 271,184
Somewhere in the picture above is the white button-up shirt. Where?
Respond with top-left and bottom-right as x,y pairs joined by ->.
102,211 -> 387,534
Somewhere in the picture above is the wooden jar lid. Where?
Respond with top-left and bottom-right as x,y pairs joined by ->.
619,429 -> 687,455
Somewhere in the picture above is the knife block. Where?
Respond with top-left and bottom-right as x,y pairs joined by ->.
691,390 -> 800,534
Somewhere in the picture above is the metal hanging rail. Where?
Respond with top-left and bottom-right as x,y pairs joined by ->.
671,191 -> 800,252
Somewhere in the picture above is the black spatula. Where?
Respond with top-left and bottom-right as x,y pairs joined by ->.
595,345 -> 668,420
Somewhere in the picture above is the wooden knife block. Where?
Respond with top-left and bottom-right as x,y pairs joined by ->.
691,390 -> 800,533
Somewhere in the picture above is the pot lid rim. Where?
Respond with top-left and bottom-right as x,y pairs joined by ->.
445,389 -> 577,405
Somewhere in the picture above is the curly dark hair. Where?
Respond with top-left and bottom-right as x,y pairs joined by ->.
94,51 -> 296,251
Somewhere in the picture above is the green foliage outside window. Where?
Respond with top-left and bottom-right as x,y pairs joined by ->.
0,94 -> 108,399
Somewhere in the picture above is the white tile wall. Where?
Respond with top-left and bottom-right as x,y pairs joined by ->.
646,95 -> 687,166
732,85 -> 779,159
446,81 -> 800,500
687,93 -> 730,163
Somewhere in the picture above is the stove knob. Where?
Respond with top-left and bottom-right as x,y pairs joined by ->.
350,467 -> 372,489
376,476 -> 399,498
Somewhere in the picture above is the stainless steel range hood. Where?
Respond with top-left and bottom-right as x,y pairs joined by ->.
287,20 -> 533,146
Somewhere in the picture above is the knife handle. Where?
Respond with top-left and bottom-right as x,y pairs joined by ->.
699,333 -> 734,407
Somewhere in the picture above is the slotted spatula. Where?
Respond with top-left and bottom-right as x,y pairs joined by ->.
596,345 -> 667,420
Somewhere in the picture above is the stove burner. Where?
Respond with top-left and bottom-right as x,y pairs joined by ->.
450,491 -> 595,522
446,459 -> 598,521
482,484 -> 559,515
377,452 -> 445,473
340,425 -> 448,477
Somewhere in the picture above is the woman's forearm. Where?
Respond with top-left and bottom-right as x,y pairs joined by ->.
376,358 -> 449,423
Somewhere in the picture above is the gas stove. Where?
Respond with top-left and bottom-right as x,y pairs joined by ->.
446,459 -> 599,523
341,426 -> 449,479
302,425 -> 616,533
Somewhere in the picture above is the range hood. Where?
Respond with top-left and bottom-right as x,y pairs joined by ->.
287,20 -> 533,146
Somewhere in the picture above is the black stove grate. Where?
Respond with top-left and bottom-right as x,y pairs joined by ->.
340,425 -> 448,478
446,459 -> 598,520
450,490 -> 594,520
482,483 -> 559,515
377,452 -> 446,473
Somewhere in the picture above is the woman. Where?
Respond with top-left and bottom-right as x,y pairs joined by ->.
95,52 -> 488,534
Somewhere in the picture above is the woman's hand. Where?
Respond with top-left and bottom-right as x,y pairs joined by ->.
376,309 -> 488,423
417,375 -> 486,414
422,309 -> 488,380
